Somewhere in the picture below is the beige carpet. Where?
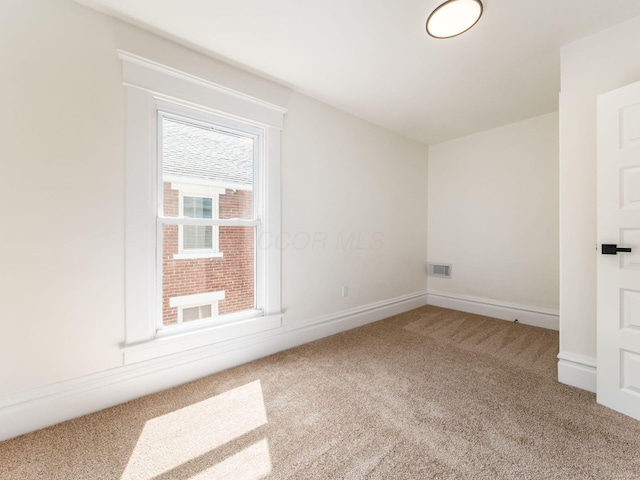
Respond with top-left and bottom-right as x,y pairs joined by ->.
2,305 -> 640,479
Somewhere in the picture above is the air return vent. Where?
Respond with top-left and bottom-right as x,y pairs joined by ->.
428,263 -> 452,278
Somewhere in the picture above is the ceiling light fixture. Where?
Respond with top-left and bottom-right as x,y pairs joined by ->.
426,0 -> 483,39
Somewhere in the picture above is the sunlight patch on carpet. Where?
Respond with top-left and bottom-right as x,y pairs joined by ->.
121,380 -> 270,479
190,439 -> 272,480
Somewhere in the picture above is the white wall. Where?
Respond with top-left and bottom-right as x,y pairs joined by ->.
559,16 -> 640,363
0,0 -> 427,429
0,0 -> 126,394
281,93 -> 428,325
427,113 -> 559,322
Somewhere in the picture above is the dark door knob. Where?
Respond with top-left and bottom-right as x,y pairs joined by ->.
602,244 -> 632,255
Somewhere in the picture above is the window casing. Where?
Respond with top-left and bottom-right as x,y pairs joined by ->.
120,50 -> 284,364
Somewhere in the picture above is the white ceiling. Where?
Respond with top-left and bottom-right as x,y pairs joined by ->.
78,0 -> 640,145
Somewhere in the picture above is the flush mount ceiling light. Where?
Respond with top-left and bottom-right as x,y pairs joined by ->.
426,0 -> 483,39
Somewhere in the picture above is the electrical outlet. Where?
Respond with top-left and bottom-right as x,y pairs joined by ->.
342,286 -> 348,297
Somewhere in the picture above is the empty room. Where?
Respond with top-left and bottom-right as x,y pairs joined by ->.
2,0 -> 640,478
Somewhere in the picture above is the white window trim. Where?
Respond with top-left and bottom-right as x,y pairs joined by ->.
120,50 -> 284,365
170,181 -> 226,257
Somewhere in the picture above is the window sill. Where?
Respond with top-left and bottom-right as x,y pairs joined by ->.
120,313 -> 283,365
173,252 -> 224,260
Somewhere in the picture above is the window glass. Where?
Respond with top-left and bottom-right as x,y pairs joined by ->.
184,197 -> 212,219
159,113 -> 258,328
183,225 -> 212,250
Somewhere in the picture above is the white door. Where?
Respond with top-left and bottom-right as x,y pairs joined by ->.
597,80 -> 640,420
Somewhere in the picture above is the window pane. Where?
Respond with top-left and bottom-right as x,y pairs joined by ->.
202,198 -> 212,219
183,196 -> 212,219
183,196 -> 195,217
162,116 -> 254,219
161,225 -> 255,326
200,304 -> 212,318
184,225 -> 213,250
182,306 -> 201,322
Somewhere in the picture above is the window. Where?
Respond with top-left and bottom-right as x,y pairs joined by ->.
183,195 -> 214,250
168,181 -> 225,259
182,304 -> 212,322
169,291 -> 225,323
159,112 -> 259,328
120,50 -> 285,364
180,196 -> 213,251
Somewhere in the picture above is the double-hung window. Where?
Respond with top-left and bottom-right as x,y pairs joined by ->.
120,51 -> 284,364
158,111 -> 260,327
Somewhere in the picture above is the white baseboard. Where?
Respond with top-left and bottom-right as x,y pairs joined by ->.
0,291 -> 427,442
426,290 -> 559,331
557,351 -> 597,393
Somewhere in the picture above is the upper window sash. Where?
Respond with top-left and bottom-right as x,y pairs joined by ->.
156,109 -> 262,224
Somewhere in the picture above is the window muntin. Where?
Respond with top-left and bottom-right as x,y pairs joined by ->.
158,111 -> 262,330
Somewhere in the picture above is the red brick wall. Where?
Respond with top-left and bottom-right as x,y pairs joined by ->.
162,183 -> 255,326
216,187 -> 255,316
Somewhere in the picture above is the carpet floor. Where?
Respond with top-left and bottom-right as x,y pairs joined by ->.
2,305 -> 640,479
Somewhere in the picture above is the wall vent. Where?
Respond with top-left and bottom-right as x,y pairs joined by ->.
428,263 -> 452,278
